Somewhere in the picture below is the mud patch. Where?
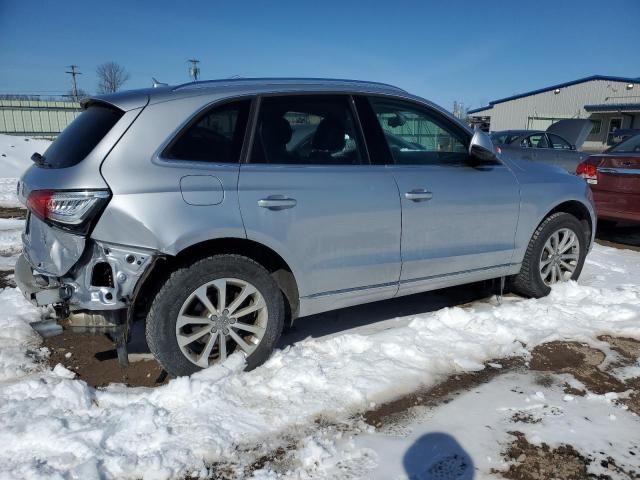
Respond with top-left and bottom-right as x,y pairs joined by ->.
497,431 -> 589,480
44,330 -> 167,388
0,207 -> 26,220
0,269 -> 15,289
530,341 -> 626,394
364,357 -> 525,427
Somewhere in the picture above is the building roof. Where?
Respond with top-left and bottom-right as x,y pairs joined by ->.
468,75 -> 640,115
584,103 -> 640,113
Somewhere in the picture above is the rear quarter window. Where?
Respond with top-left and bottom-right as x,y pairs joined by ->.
42,104 -> 124,168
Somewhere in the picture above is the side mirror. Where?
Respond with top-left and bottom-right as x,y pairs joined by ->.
469,130 -> 500,164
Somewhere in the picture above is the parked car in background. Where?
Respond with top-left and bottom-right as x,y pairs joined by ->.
608,128 -> 640,146
15,78 -> 595,377
491,119 -> 593,172
577,134 -> 640,224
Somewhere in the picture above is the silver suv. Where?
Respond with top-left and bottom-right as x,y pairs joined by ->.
15,78 -> 596,376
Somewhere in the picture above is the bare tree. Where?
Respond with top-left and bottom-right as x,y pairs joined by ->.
96,62 -> 131,94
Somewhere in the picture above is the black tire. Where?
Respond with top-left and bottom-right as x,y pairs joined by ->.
509,212 -> 588,298
146,254 -> 285,377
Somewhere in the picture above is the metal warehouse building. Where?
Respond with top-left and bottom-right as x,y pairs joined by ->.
0,99 -> 81,139
468,75 -> 640,151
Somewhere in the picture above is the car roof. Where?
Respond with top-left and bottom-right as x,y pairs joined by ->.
86,77 -> 474,137
87,77 -> 409,111
491,130 -> 541,136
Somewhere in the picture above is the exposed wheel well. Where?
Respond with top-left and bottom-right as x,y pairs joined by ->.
545,200 -> 593,246
131,238 -> 299,328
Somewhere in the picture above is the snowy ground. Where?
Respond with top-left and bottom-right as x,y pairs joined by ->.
0,133 -> 639,479
0,134 -> 50,207
0,234 -> 639,478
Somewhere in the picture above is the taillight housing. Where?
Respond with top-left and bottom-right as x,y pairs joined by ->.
26,190 -> 110,233
576,158 -> 602,185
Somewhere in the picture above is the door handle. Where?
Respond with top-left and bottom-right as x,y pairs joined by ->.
258,195 -> 297,210
405,189 -> 433,202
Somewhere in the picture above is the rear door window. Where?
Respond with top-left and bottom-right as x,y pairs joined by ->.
521,133 -> 549,149
42,104 -> 124,168
165,100 -> 251,162
250,95 -> 366,165
548,133 -> 572,150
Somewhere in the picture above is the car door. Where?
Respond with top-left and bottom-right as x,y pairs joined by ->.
238,94 -> 402,313
548,133 -> 587,172
355,96 -> 520,296
519,133 -> 557,166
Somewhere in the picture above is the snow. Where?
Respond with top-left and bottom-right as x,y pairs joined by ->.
0,218 -> 24,270
353,372 -> 640,479
0,134 -> 50,179
0,134 -> 51,207
0,246 -> 640,479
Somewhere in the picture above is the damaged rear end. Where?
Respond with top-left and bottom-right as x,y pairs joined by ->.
15,92 -> 154,360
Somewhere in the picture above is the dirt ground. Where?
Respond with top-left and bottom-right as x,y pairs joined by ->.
363,336 -> 640,480
45,330 -> 167,387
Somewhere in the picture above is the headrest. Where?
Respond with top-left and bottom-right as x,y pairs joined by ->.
262,117 -> 293,146
312,118 -> 346,152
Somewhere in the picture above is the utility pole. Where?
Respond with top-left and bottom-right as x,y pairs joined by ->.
188,59 -> 200,81
66,65 -> 82,101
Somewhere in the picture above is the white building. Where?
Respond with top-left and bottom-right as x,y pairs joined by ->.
468,75 -> 640,151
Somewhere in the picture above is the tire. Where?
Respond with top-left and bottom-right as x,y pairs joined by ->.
509,212 -> 588,298
146,254 -> 285,377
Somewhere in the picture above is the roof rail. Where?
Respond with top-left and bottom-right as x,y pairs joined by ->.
172,77 -> 406,93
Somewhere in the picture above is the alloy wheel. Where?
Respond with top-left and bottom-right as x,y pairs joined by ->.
539,227 -> 580,286
176,277 -> 268,368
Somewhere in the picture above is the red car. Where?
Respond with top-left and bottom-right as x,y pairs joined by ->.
577,134 -> 640,224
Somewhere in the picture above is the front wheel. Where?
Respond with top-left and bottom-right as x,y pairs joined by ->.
510,212 -> 588,298
146,255 -> 285,377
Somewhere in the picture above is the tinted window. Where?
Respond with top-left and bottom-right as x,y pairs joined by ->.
608,134 -> 640,153
250,95 -> 365,165
521,134 -> 549,149
166,100 -> 250,162
369,98 -> 468,165
491,133 -> 509,145
548,134 -> 572,150
42,104 -> 123,168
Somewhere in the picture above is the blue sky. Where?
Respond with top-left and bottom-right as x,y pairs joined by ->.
1,0 -> 638,111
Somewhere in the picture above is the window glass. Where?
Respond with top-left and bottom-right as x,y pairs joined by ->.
548,134 -> 572,150
521,133 -> 549,149
166,100 -> 250,162
42,104 -> 123,168
369,98 -> 468,165
609,134 -> 640,153
250,95 -> 364,165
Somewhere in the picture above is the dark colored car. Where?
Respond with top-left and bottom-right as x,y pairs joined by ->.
608,128 -> 640,146
577,134 -> 640,224
491,120 -> 593,172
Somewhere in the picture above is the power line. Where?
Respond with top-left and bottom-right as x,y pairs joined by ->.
187,59 -> 200,81
66,65 -> 82,101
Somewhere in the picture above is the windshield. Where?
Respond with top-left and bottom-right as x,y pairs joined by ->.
41,104 -> 124,168
607,134 -> 640,153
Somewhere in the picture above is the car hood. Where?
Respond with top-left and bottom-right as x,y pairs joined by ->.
546,119 -> 593,149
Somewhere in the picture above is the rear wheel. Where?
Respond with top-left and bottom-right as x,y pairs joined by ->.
146,255 -> 285,377
510,212 -> 587,298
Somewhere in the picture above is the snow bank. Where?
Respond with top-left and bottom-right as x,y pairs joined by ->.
0,134 -> 51,207
0,134 -> 50,179
0,244 -> 639,479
